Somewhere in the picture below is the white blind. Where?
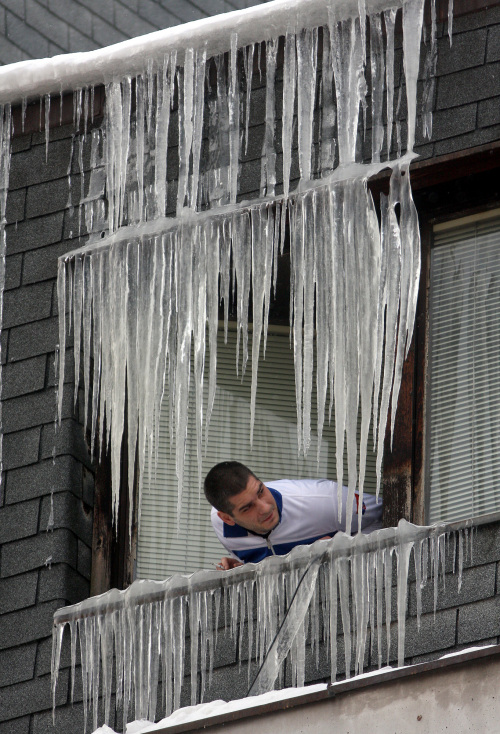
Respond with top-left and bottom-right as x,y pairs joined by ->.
136,328 -> 378,580
428,213 -> 500,524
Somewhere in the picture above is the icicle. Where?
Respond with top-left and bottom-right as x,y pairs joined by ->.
301,190 -> 315,455
448,0 -> 454,44
56,260 -> 67,427
422,0 -> 437,140
193,226 -> 207,490
0,104 -> 12,480
375,548 -> 384,667
314,188 -> 330,456
51,622 -> 65,722
296,27 -> 318,182
190,46 -> 207,210
260,38 -> 278,198
249,552 -> 323,696
243,44 -> 254,155
21,96 -> 27,133
356,181 -> 381,525
44,93 -> 51,162
329,14 -> 365,164
414,539 -> 423,629
154,53 -> 175,218
250,204 -> 273,444
343,180 -> 360,535
320,27 -> 336,177
282,32 -> 296,199
290,195 -> 305,453
384,9 -> 396,160
214,54 -> 230,207
175,221 -> 193,527
233,211 -> 251,378
402,0 -> 425,152
229,33 -> 239,204
328,554 -> 338,681
376,179 -> 401,495
369,15 -> 384,163
396,539 -> 413,667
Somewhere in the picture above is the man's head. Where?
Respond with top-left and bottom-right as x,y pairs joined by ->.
204,461 -> 279,535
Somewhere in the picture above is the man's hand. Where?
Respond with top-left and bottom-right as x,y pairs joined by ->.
216,557 -> 243,571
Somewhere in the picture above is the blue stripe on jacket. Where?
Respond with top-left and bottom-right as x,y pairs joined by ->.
233,533 -> 337,564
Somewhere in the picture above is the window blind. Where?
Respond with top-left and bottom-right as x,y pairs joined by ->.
428,212 -> 500,524
136,328 -> 378,580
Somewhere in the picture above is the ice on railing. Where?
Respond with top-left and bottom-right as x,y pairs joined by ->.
51,521 -> 475,732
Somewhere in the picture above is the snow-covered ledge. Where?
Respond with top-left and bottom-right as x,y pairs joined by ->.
52,519 -> 480,732
0,0 -> 403,105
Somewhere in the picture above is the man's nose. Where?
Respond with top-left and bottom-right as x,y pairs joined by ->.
257,497 -> 270,512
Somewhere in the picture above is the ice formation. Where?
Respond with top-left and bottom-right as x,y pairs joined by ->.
0,104 -> 11,479
51,521 -> 475,732
45,0 -> 431,536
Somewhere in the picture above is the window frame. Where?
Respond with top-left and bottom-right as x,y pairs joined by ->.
387,142 -> 500,527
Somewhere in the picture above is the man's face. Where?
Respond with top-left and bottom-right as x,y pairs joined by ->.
217,474 -> 279,535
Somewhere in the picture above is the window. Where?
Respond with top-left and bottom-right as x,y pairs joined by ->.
136,326 -> 379,579
426,210 -> 500,524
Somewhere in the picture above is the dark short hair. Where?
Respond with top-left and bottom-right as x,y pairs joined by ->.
204,461 -> 256,514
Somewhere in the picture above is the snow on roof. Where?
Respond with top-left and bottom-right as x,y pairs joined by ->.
0,0 -> 403,105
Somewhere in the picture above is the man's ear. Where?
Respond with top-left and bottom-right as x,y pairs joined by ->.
217,510 -> 235,526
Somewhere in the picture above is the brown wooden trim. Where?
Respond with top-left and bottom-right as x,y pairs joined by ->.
412,220 -> 433,526
90,416 -> 137,594
90,426 -> 113,597
369,143 -> 500,202
381,339 -> 415,526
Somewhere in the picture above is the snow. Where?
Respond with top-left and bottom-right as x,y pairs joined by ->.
0,0 -> 405,106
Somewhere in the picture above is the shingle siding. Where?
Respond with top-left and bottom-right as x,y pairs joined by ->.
0,118 -> 97,732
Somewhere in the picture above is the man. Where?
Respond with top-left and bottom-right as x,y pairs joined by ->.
204,461 -> 383,569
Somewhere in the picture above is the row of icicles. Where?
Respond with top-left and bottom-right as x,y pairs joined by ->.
51,521 -> 474,732
55,0 -> 430,534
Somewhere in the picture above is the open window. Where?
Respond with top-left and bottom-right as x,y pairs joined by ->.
136,325 -> 380,579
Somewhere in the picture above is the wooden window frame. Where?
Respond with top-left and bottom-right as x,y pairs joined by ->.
376,142 -> 500,527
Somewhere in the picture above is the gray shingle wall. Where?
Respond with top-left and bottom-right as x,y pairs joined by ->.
0,0 -> 272,65
421,8 -> 500,157
0,2 -> 499,732
0,123 -> 98,734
